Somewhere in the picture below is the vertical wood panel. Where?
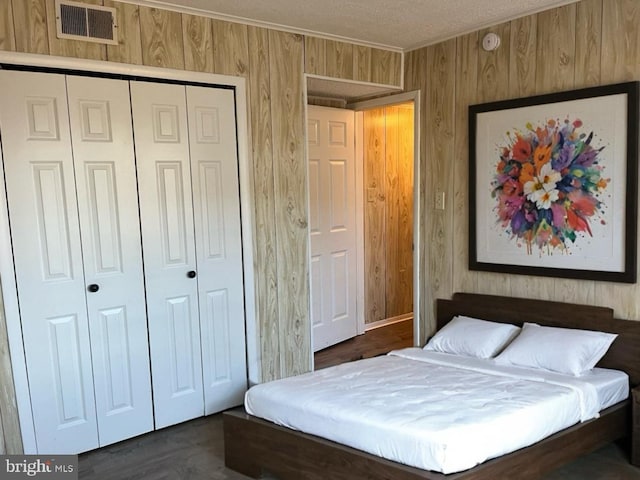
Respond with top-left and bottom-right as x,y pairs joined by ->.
0,288 -> 20,453
404,48 -> 428,338
304,36 -> 326,76
45,0 -> 106,60
574,0 -> 602,88
425,39 -> 456,316
452,33 -> 479,297
325,40 -> 353,79
12,0 -> 48,54
364,108 -> 386,323
396,105 -> 414,314
212,19 -> 249,77
105,1 -> 142,65
535,4 -> 576,92
385,107 -> 400,315
139,6 -> 184,69
182,14 -> 214,73
0,0 -> 15,52
248,26 -> 280,382
371,48 -> 402,86
268,31 -> 309,376
601,0 -> 640,82
477,23 -> 511,103
509,15 -> 537,98
353,45 -> 371,82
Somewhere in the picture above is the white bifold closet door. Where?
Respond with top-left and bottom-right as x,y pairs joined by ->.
130,81 -> 247,429
0,71 -> 153,453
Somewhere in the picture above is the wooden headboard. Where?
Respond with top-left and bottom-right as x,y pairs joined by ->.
436,293 -> 640,387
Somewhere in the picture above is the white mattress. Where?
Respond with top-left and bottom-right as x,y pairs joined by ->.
245,348 -> 629,474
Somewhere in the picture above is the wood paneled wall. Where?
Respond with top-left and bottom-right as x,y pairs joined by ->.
405,0 -> 640,343
363,105 -> 414,323
0,0 -> 402,453
305,36 -> 402,86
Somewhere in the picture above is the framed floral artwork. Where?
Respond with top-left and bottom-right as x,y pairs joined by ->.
469,82 -> 639,283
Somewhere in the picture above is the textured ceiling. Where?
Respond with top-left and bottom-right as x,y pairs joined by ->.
131,0 -> 579,51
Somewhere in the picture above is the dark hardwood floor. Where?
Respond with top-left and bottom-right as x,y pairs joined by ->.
314,318 -> 414,369
79,320 -> 640,479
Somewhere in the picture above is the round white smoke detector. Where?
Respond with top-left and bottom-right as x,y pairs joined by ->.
482,32 -> 501,51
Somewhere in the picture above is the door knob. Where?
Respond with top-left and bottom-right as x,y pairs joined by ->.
87,284 -> 100,293
187,270 -> 197,278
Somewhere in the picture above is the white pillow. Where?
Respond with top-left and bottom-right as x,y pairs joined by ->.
494,322 -> 617,376
424,315 -> 520,359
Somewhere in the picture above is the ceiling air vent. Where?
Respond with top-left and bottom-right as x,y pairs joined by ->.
55,0 -> 118,45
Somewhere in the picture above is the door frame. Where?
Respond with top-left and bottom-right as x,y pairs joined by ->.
0,51 -> 257,453
349,91 -> 422,347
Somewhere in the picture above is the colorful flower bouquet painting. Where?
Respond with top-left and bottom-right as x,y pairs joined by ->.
469,82 -> 638,283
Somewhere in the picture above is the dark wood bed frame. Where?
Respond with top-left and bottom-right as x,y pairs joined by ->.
224,293 -> 640,479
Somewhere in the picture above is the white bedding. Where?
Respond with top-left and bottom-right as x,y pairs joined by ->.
245,348 -> 629,474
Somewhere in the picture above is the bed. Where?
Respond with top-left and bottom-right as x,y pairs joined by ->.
224,293 -> 640,479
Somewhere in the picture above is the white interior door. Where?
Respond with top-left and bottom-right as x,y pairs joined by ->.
0,70 -> 99,453
186,86 -> 247,414
130,81 -> 204,428
66,76 -> 154,446
307,106 -> 358,352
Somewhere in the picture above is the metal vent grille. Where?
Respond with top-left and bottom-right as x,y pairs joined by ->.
56,0 -> 118,45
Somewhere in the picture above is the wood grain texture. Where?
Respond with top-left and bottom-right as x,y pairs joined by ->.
11,0 -> 48,54
325,39 -> 353,79
451,33 -> 479,298
104,1 -> 142,65
364,108 -> 387,323
424,40 -> 455,314
0,0 -> 15,52
353,45 -> 371,82
601,0 -> 640,82
535,4 -> 576,92
396,105 -> 414,314
304,36 -> 326,76
45,0 -> 106,60
268,30 -> 310,377
182,14 -> 214,73
314,319 -> 413,369
371,48 -> 402,86
509,15 -> 537,98
212,19 -> 249,77
247,26 -> 280,382
403,48 -> 428,340
385,106 -> 400,316
574,0 -> 602,88
139,6 -> 184,69
0,287 -> 20,454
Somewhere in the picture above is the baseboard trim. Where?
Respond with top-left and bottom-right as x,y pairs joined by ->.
364,313 -> 413,332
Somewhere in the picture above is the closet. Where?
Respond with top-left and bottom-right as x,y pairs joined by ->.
0,69 -> 247,453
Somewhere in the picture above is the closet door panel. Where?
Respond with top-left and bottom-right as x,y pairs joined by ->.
186,86 -> 247,414
66,76 -> 154,446
0,71 -> 98,453
130,81 -> 204,428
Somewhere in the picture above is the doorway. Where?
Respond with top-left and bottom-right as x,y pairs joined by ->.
361,102 -> 414,330
308,92 -> 419,357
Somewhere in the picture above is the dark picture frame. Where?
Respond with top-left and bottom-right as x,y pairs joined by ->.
469,82 -> 639,283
